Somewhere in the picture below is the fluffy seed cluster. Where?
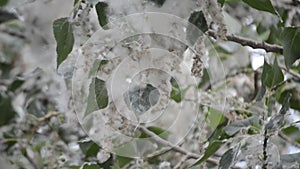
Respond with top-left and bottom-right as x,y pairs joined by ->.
200,0 -> 227,39
191,35 -> 205,77
208,0 -> 227,39
73,1 -> 95,46
192,0 -> 227,77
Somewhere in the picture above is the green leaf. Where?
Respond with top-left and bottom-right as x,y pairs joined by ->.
85,77 -> 109,116
208,129 -> 229,144
82,163 -> 101,169
170,78 -> 182,102
207,108 -> 224,129
187,10 -> 208,44
279,93 -> 291,115
265,26 -> 282,45
282,126 -> 299,135
281,125 -> 300,147
97,60 -> 109,71
53,17 -> 74,68
224,116 -> 261,136
207,117 -> 229,142
189,10 -> 208,33
117,156 -> 133,168
95,78 -> 109,109
100,155 -> 113,169
291,62 -> 300,72
149,0 -> 166,7
95,2 -> 108,29
219,147 -> 238,169
255,85 -> 266,101
79,140 -> 101,159
147,126 -> 167,135
89,60 -> 109,78
111,166 -> 121,169
191,140 -> 223,166
265,94 -> 291,131
86,143 -> 100,159
85,79 -> 98,116
114,142 -> 136,158
276,8 -> 289,27
242,0 -> 277,15
0,0 -> 9,7
0,9 -> 18,23
261,58 -> 284,88
277,86 -> 300,111
73,0 -> 80,6
280,27 -> 300,67
198,68 -> 211,89
124,84 -> 160,114
140,126 -> 169,140
9,79 -> 24,92
0,96 -> 16,126
0,63 -> 13,79
218,0 -> 225,6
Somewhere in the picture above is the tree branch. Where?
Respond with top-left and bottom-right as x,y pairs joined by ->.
204,67 -> 252,91
207,30 -> 283,54
139,126 -> 201,159
174,155 -> 189,169
28,111 -> 60,141
279,64 -> 300,79
138,125 -> 222,166
278,132 -> 300,149
37,111 -> 60,122
145,146 -> 173,160
262,130 -> 269,169
0,28 -> 27,40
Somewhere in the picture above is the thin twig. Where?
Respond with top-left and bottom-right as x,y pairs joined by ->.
145,140 -> 186,160
204,67 -> 252,91
291,120 -> 300,125
139,126 -> 200,159
278,132 -> 300,149
145,146 -> 172,160
279,64 -> 300,79
37,111 -> 60,122
28,111 -> 60,141
207,30 -> 283,54
285,9 -> 297,27
271,79 -> 292,92
0,28 -> 27,40
174,155 -> 189,169
138,125 -> 221,166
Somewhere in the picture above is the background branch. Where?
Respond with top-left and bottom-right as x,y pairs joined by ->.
0,28 -> 27,40
207,30 -> 283,54
139,126 -> 200,159
279,64 -> 300,79
174,155 -> 189,169
278,132 -> 300,149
